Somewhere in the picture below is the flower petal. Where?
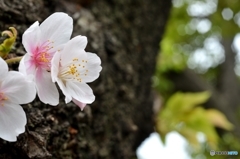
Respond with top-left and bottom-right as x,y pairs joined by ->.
72,98 -> 86,111
65,35 -> 87,50
18,55 -> 26,74
0,57 -> 8,77
1,71 -> 36,104
22,21 -> 41,54
51,51 -> 61,83
56,78 -> 72,103
40,12 -> 73,46
35,68 -> 59,105
18,53 -> 36,76
51,52 -> 73,103
60,36 -> 88,65
80,52 -> 102,83
0,101 -> 26,142
66,82 -> 95,104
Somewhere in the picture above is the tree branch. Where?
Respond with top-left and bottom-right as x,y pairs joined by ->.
218,38 -> 240,111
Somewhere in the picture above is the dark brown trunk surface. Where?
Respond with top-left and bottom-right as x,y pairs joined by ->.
0,0 -> 171,158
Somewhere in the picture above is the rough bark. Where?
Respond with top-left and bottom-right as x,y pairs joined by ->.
0,0 -> 172,158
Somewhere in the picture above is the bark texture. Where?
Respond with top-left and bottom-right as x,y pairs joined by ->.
0,0 -> 172,158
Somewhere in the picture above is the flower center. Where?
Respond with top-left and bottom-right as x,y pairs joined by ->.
60,58 -> 89,83
0,92 -> 8,106
67,63 -> 82,82
33,40 -> 55,70
69,64 -> 77,75
39,52 -> 50,63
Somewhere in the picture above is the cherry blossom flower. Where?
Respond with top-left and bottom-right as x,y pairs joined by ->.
0,57 -> 36,142
51,36 -> 102,110
19,12 -> 73,105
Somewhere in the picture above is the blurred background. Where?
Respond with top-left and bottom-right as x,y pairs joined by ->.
138,0 -> 240,158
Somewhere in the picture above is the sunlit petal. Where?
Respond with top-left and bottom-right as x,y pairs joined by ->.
1,71 -> 36,104
66,82 -> 95,104
0,101 -> 26,142
0,56 -> 8,77
81,53 -> 102,83
40,12 -> 73,46
60,36 -> 87,65
22,21 -> 41,54
35,68 -> 59,105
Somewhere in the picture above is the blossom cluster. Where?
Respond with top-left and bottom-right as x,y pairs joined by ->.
0,12 -> 102,142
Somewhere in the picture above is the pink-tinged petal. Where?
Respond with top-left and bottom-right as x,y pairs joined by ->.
80,53 -> 102,83
18,55 -> 35,83
60,36 -> 87,65
18,54 -> 36,76
40,12 -> 73,46
22,21 -> 41,54
72,98 -> 86,111
66,82 -> 95,104
0,101 -> 26,142
35,68 -> 59,106
0,57 -> 8,77
1,71 -> 36,104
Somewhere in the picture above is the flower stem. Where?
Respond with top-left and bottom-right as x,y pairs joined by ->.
5,56 -> 23,64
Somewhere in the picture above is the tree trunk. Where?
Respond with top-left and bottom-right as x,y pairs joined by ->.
0,0 -> 172,158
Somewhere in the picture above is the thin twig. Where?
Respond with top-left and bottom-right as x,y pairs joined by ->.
5,56 -> 23,64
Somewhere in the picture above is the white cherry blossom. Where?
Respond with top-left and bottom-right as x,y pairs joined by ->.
0,57 -> 36,142
51,36 -> 102,110
19,12 -> 73,105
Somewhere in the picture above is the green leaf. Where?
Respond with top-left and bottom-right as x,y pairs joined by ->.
183,107 -> 219,149
166,91 -> 211,114
206,109 -> 234,131
156,92 -> 219,149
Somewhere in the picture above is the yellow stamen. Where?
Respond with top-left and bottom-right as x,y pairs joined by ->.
0,92 -> 8,106
39,52 -> 49,62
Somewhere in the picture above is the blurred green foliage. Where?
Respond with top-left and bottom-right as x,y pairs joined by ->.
156,91 -> 233,150
154,0 -> 240,158
155,0 -> 240,91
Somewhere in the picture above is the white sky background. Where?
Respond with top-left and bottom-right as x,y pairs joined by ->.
137,0 -> 240,158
